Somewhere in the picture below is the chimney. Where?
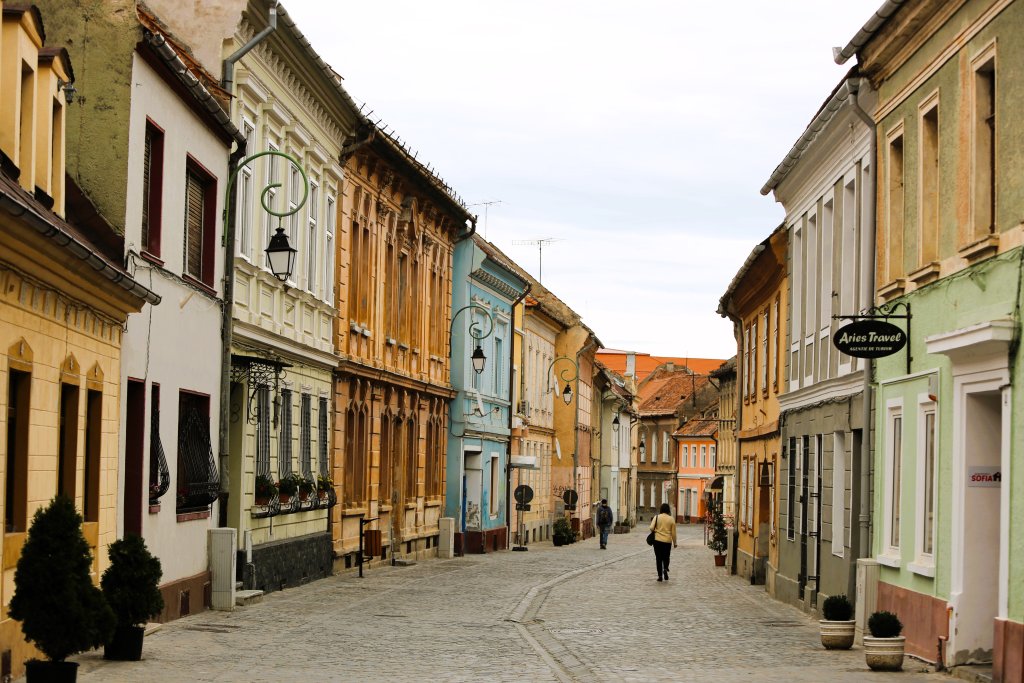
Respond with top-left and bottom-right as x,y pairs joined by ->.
625,352 -> 635,378
666,361 -> 675,372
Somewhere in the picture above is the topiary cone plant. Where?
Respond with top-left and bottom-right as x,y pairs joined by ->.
101,535 -> 164,660
707,504 -> 728,566
9,496 -> 114,682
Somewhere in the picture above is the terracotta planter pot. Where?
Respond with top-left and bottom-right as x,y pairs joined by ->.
864,636 -> 905,671
299,490 -> 311,502
254,495 -> 270,506
25,660 -> 78,683
819,620 -> 856,650
713,554 -> 726,567
278,494 -> 291,505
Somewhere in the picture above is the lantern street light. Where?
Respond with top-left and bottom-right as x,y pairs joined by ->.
612,413 -> 620,432
265,225 -> 297,281
450,304 -> 495,375
546,356 -> 579,407
639,436 -> 646,460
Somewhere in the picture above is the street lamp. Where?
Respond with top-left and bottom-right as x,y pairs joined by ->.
546,356 -> 579,405
612,413 -> 620,432
639,436 -> 646,460
265,225 -> 297,281
450,304 -> 494,374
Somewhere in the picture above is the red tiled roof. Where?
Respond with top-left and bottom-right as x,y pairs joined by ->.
597,350 -> 726,381
638,372 -> 710,416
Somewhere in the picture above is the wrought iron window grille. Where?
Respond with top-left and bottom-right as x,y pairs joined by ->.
176,405 -> 220,513
149,407 -> 170,505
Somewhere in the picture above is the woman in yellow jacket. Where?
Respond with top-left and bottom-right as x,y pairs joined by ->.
649,502 -> 677,581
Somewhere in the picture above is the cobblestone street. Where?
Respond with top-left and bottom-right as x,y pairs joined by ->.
52,525 -> 948,683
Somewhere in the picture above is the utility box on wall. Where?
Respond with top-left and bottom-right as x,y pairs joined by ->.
209,528 -> 237,611
438,518 -> 455,559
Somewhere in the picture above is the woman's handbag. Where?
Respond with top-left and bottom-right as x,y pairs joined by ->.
646,515 -> 657,545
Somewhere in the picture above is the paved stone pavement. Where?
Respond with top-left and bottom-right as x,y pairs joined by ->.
40,525 -> 949,682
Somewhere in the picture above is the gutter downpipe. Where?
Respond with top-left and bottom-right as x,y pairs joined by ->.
506,283 -> 532,549
847,76 -> 877,567
218,4 -> 279,525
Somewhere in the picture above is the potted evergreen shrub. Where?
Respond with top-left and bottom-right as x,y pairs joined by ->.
101,535 -> 164,661
552,517 -> 574,546
707,504 -> 728,566
278,472 -> 301,504
254,473 -> 277,506
864,610 -> 905,671
819,594 -> 855,650
9,496 -> 114,682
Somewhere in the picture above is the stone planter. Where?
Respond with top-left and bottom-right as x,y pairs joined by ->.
863,636 -> 905,671
819,620 -> 856,650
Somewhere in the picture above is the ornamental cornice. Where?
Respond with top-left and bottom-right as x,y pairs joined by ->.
471,268 -> 521,301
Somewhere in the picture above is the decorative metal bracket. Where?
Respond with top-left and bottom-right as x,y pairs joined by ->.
231,354 -> 291,425
833,301 -> 912,375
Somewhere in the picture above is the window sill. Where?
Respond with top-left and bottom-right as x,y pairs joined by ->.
140,250 -> 164,267
959,234 -> 1000,263
878,279 -> 906,302
176,510 -> 211,523
148,504 -> 161,514
181,273 -> 217,298
908,560 -> 935,578
908,262 -> 941,287
876,553 -> 901,568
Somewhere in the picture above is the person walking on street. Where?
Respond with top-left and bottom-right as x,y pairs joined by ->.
649,502 -> 677,581
596,499 -> 614,549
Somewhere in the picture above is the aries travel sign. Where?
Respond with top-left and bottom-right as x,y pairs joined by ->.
832,302 -> 912,374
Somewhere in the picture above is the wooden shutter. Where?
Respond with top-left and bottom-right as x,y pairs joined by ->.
185,170 -> 204,279
142,131 -> 151,249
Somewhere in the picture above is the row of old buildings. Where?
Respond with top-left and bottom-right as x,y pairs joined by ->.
715,0 -> 1024,680
0,0 -> 733,677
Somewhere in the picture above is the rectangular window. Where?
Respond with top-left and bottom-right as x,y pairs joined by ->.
973,56 -> 996,238
288,163 -> 301,245
184,159 -> 217,287
83,389 -> 102,523
832,431 -> 846,557
237,120 -> 254,258
662,433 -> 669,463
888,407 -> 903,550
886,131 -> 905,283
760,309 -> 769,394
256,386 -> 271,478
920,403 -> 936,556
141,121 -> 164,256
306,182 -> 318,294
300,393 -> 312,478
404,419 -> 417,499
318,397 -> 329,475
5,369 -> 31,532
264,143 -> 279,270
148,384 -> 168,505
710,445 -> 716,470
177,391 -> 216,513
682,445 -> 688,468
743,325 -> 751,401
278,389 -> 293,478
324,195 -> 336,302
746,457 -> 754,529
920,100 -> 939,265
772,297 -> 780,390
494,336 -> 504,396
490,455 -> 500,515
787,437 -> 797,540
58,383 -> 79,499
701,445 -> 707,469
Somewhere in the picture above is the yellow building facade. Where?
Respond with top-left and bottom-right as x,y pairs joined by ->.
0,4 -> 158,675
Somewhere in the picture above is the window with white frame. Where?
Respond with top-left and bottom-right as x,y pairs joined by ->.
760,309 -> 769,394
746,457 -> 754,529
324,194 -> 335,303
306,180 -> 318,294
490,454 -> 500,515
918,395 -> 937,558
886,401 -> 904,553
710,445 -> 716,469
264,142 -> 279,270
288,161 -> 301,249
682,444 -> 688,468
804,212 -> 817,385
238,119 -> 255,259
662,432 -> 669,463
739,458 -> 747,528
787,437 -> 797,540
832,431 -> 846,557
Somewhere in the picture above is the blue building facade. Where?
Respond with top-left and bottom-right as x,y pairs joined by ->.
446,236 -> 527,553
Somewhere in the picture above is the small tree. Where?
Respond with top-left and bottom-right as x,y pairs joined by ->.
822,594 -> 854,621
707,503 -> 728,555
101,535 -> 164,629
9,496 -> 114,662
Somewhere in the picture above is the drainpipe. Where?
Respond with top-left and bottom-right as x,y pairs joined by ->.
505,283 -> 531,549
217,2 -> 280,525
847,76 -> 877,566
222,1 -> 279,95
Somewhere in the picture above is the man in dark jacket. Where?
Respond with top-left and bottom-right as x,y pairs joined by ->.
597,499 -> 614,549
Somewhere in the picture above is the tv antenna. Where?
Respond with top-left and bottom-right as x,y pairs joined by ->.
511,238 -> 563,283
467,200 -> 502,239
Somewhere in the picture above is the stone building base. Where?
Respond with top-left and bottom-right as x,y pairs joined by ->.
157,570 -> 211,621
241,531 -> 333,593
877,581 -> 947,662
994,617 -> 1024,683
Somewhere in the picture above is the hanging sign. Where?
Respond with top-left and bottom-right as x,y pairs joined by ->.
833,320 -> 908,358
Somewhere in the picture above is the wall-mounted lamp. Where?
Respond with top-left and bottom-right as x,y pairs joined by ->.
265,225 -> 297,282
450,304 -> 494,375
56,78 -> 76,104
547,356 -> 579,407
612,413 -> 620,432
639,436 -> 646,460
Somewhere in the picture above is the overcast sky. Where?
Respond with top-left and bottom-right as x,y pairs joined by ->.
285,1 -> 881,359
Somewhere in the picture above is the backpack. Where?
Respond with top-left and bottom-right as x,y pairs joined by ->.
598,506 -> 612,526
